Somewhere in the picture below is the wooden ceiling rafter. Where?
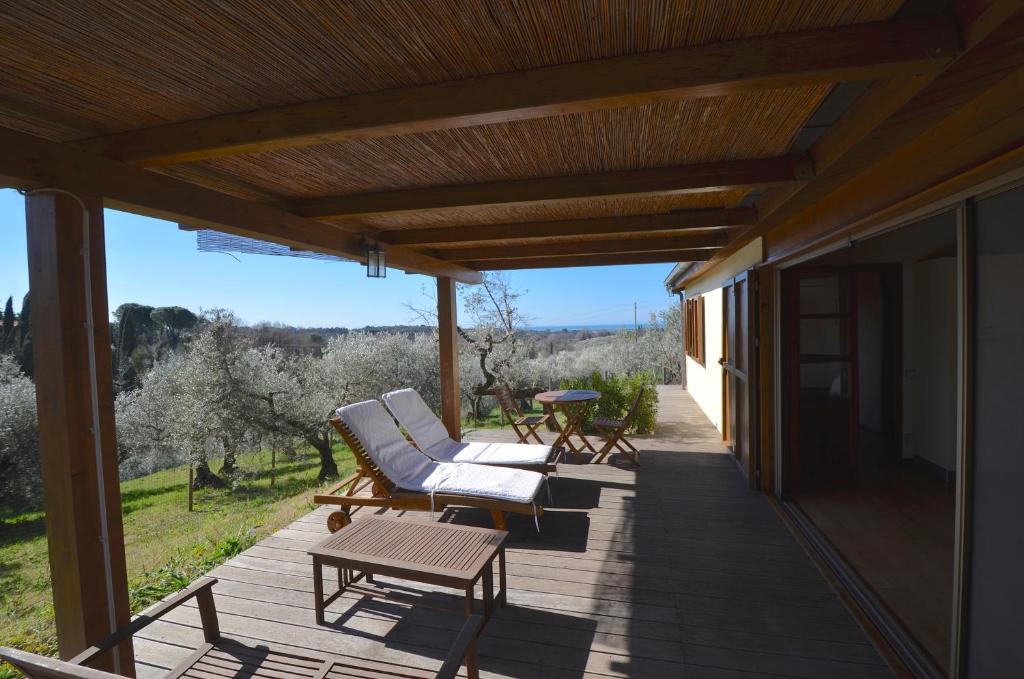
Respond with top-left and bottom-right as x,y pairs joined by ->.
381,208 -> 755,246
438,235 -> 727,261
470,250 -> 715,270
291,157 -> 810,220
71,15 -> 961,167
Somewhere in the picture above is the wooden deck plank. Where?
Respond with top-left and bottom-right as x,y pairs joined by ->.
131,387 -> 889,678
243,543 -> 837,598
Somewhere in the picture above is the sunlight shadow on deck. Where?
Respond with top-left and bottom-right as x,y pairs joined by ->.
439,507 -> 593,553
131,387 -> 891,678
316,587 -> 599,678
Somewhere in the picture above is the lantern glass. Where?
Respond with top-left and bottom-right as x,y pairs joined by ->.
366,243 -> 386,278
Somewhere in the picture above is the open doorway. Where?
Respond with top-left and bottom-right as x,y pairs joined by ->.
781,211 -> 958,675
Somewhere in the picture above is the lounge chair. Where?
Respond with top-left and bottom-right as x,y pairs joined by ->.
0,578 -> 483,679
382,388 -> 562,474
316,400 -> 546,531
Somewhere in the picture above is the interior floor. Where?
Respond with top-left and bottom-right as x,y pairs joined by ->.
793,430 -> 956,674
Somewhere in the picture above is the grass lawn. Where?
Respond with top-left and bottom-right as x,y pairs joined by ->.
463,403 -> 551,431
0,444 -> 355,675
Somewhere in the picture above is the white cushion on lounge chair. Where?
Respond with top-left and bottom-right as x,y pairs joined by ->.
381,388 -> 452,451
382,388 -> 554,466
428,439 -> 553,466
336,400 -> 544,505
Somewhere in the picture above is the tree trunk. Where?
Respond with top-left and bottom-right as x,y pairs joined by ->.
192,459 -> 226,489
219,437 -> 237,477
309,435 -> 338,481
470,395 -> 484,423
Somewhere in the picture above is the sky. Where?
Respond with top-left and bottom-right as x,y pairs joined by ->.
0,188 -> 678,328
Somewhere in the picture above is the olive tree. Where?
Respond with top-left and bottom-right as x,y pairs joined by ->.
409,273 -> 531,420
229,346 -> 341,481
0,355 -> 40,506
115,355 -> 188,479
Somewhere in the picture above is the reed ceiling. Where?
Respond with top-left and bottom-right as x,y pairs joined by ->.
192,87 -> 830,199
0,0 -> 900,139
0,0 -> 928,273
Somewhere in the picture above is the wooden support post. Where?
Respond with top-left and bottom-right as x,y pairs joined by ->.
25,192 -> 134,674
437,277 -> 461,441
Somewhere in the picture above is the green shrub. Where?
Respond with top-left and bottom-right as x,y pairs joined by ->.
560,371 -> 658,434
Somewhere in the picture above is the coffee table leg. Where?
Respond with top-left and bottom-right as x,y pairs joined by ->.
465,638 -> 480,679
482,562 -> 494,622
313,557 -> 324,625
498,547 -> 507,607
464,583 -> 475,618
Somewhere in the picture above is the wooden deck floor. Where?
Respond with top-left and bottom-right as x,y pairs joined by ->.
132,387 -> 892,678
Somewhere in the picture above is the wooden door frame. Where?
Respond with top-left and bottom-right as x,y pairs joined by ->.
721,271 -> 757,486
720,277 -> 733,449
782,266 -> 863,491
950,199 -> 974,678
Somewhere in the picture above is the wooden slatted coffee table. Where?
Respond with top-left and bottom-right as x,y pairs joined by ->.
308,516 -> 509,629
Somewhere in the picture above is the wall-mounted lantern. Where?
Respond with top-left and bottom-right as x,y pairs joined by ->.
365,240 -> 386,278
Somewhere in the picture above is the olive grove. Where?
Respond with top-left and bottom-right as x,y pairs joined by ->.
1,284 -> 682,507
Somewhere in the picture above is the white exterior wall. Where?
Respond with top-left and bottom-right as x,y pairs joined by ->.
684,287 -> 724,433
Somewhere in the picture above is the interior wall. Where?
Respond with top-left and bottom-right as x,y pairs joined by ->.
902,266 -> 915,459
857,272 -> 883,433
966,185 -> 1024,678
815,212 -> 958,470
685,288 -> 724,432
911,257 -> 957,475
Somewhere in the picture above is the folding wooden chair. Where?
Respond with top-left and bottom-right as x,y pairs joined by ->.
495,384 -> 550,444
592,387 -> 645,465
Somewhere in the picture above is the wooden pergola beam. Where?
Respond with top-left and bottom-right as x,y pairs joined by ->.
292,157 -> 810,220
470,249 -> 715,270
0,127 -> 483,284
440,235 -> 726,261
383,208 -> 754,246
74,16 -> 960,166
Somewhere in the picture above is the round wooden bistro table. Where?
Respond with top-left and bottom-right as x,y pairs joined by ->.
534,389 -> 601,462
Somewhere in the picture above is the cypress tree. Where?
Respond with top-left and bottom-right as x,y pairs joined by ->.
15,293 -> 32,377
1,296 -> 13,351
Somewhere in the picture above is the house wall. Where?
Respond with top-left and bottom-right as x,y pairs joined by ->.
685,287 -> 724,432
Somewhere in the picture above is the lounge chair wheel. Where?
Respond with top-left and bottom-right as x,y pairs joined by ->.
327,510 -> 351,533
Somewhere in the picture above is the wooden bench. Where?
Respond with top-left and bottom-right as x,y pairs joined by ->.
0,578 -> 483,679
